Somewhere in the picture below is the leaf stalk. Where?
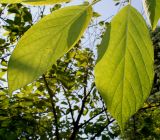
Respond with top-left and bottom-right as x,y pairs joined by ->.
91,0 -> 101,6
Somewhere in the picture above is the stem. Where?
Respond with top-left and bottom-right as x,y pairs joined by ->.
91,0 -> 101,6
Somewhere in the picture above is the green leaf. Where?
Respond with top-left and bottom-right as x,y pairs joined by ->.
0,0 -> 70,5
143,0 -> 160,30
8,5 -> 92,93
23,0 -> 70,5
0,0 -> 21,3
95,5 -> 154,130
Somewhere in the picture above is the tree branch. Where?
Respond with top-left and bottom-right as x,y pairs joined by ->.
91,119 -> 114,140
69,68 -> 89,140
42,74 -> 60,140
62,86 -> 75,124
79,108 -> 107,128
140,103 -> 160,111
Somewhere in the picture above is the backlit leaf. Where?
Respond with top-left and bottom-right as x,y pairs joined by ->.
143,0 -> 160,30
8,5 -> 92,93
95,5 -> 154,130
0,0 -> 70,5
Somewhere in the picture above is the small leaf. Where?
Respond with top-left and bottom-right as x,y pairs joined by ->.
8,5 -> 92,93
0,0 -> 70,5
143,0 -> 160,30
95,5 -> 154,130
93,11 -> 101,17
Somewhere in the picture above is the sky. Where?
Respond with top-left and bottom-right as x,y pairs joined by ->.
67,0 -> 144,21
93,0 -> 143,19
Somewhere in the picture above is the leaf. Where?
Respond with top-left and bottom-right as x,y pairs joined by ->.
0,0 -> 70,5
95,5 -> 154,130
0,0 -> 21,3
23,0 -> 70,5
143,0 -> 160,30
8,5 -> 92,93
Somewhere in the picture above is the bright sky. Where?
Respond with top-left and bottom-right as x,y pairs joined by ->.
93,0 -> 143,20
67,0 -> 144,21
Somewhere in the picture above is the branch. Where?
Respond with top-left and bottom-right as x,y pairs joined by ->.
0,53 -> 11,60
79,108 -> 107,128
140,103 -> 160,111
86,82 -> 95,98
42,75 -> 60,140
0,16 -> 7,24
91,119 -> 115,140
69,68 -> 89,140
62,86 -> 75,124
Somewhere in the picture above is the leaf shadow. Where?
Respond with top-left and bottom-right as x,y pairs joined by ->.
150,0 -> 156,27
96,24 -> 111,64
67,10 -> 87,48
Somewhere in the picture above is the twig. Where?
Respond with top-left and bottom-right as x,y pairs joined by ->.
91,119 -> 115,140
62,86 -> 75,124
79,108 -> 107,128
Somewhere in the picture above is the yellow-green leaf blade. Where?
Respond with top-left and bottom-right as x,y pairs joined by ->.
0,0 -> 21,3
23,0 -> 70,5
143,0 -> 160,30
8,5 -> 92,93
0,0 -> 70,5
95,5 -> 154,130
